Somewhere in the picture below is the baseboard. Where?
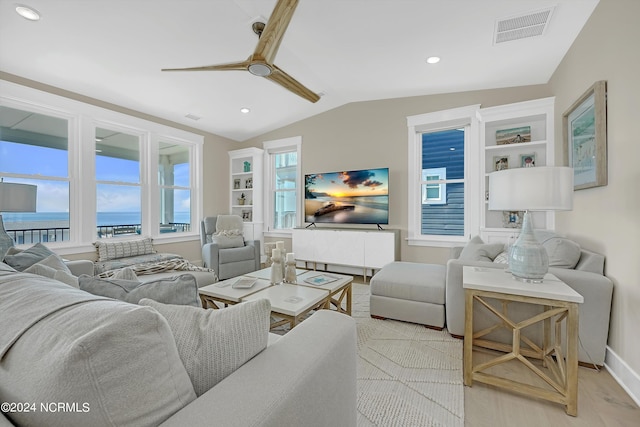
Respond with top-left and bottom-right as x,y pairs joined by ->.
604,345 -> 640,407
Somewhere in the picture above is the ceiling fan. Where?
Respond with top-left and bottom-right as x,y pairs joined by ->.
162,0 -> 319,103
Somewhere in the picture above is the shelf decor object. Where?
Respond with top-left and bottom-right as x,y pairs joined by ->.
496,125 -> 531,145
562,80 -> 607,190
0,181 -> 38,258
488,167 -> 573,282
520,153 -> 536,167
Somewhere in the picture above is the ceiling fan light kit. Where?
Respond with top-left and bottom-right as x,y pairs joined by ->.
248,63 -> 272,77
161,0 -> 319,103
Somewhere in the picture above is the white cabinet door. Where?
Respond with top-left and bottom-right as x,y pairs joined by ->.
364,232 -> 395,268
314,230 -> 364,266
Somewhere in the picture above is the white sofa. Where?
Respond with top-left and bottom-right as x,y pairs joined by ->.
0,263 -> 357,427
446,245 -> 614,367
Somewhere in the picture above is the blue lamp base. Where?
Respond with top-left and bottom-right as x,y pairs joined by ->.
508,211 -> 548,283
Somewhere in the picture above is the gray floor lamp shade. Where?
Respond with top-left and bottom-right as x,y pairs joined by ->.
0,182 -> 38,259
488,167 -> 573,282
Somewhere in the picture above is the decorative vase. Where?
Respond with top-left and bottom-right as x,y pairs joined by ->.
270,248 -> 283,284
284,253 -> 296,283
508,211 -> 548,282
264,242 -> 276,267
275,241 -> 285,279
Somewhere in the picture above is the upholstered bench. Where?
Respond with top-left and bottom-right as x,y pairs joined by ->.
369,261 -> 446,329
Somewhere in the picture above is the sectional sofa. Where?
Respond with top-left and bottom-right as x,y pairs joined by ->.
0,261 -> 357,427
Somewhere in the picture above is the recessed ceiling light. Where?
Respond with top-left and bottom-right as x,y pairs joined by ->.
240,107 -> 251,114
426,56 -> 441,64
185,113 -> 201,121
15,5 -> 40,21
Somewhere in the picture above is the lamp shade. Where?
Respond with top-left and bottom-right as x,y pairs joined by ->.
488,167 -> 573,212
0,182 -> 37,212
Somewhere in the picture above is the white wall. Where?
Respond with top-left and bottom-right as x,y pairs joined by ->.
549,0 -> 640,386
241,85 -> 552,264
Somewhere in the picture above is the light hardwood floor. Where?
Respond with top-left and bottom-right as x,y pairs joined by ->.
465,349 -> 639,426
352,277 -> 638,426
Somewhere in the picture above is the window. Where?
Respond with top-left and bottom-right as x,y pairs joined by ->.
95,127 -> 141,238
0,105 -> 71,244
407,105 -> 480,246
1,81 -> 203,253
158,141 -> 192,235
263,136 -> 302,235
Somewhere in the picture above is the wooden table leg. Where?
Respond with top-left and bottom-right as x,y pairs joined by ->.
566,303 -> 579,416
463,289 -> 474,386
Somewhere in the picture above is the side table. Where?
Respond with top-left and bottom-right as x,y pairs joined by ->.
462,266 -> 584,416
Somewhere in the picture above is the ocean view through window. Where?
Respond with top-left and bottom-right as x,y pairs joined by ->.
2,81 -> 204,250
3,211 -> 192,243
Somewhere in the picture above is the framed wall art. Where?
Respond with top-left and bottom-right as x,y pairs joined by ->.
562,80 -> 607,190
493,155 -> 509,171
502,211 -> 524,228
496,126 -> 531,145
520,154 -> 536,168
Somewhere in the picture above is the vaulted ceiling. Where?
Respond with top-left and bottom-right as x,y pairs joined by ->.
0,0 -> 599,141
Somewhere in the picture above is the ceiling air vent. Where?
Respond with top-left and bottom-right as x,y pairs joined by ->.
494,7 -> 554,44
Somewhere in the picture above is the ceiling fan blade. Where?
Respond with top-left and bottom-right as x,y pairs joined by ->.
266,65 -> 320,103
162,60 -> 249,72
252,0 -> 298,64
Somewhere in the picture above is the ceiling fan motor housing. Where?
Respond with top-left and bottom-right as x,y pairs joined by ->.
248,62 -> 272,77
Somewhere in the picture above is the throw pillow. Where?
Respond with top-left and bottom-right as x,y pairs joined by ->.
32,253 -> 72,274
112,267 -> 139,281
139,298 -> 271,396
79,274 -> 199,306
493,251 -> 509,264
459,236 -> 505,262
211,215 -> 245,248
23,263 -> 57,279
23,254 -> 79,288
3,243 -> 56,271
54,270 -> 80,288
0,262 -> 16,272
540,236 -> 581,269
94,237 -> 154,261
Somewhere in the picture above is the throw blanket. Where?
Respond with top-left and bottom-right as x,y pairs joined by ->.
97,259 -> 218,281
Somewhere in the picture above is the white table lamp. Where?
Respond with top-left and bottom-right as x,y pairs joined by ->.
488,167 -> 573,282
0,182 -> 38,258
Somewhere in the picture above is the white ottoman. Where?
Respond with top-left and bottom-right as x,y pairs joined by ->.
369,262 -> 446,329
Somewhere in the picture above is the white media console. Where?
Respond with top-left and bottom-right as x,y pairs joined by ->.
292,228 -> 399,280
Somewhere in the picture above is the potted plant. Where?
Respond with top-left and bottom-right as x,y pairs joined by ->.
238,193 -> 246,205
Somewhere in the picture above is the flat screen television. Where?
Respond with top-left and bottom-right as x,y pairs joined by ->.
304,167 -> 389,225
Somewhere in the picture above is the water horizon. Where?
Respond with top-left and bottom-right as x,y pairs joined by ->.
2,211 -> 191,229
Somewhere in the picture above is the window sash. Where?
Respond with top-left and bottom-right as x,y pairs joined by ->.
406,105 -> 481,246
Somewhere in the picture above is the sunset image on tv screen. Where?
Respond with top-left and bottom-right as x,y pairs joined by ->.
304,168 -> 389,224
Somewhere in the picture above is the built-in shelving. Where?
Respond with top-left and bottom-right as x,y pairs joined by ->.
478,97 -> 555,243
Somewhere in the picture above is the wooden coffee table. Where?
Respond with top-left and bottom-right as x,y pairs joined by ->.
199,267 -> 354,329
198,276 -> 272,309
246,267 -> 354,316
295,270 -> 353,315
242,283 -> 329,329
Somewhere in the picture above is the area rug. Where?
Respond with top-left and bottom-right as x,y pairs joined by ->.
273,281 -> 464,426
351,283 -> 464,427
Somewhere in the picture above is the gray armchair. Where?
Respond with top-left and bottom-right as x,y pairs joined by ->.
200,216 -> 261,280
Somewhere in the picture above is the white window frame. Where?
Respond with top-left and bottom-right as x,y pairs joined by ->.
407,105 -> 481,247
262,136 -> 302,238
0,80 -> 203,254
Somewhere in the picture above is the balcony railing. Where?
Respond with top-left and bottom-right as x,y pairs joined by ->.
6,223 -> 191,244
